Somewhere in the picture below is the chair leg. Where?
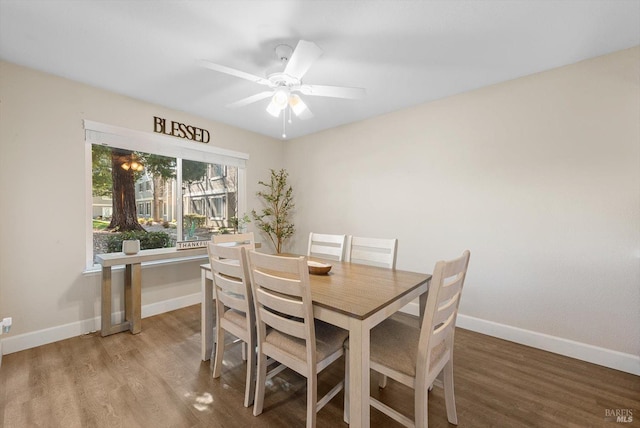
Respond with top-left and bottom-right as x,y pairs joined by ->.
307,372 -> 317,428
443,359 -> 458,425
243,338 -> 256,408
253,351 -> 268,416
212,326 -> 225,378
210,326 -> 217,360
242,342 -> 248,361
343,347 -> 349,424
415,376 -> 429,428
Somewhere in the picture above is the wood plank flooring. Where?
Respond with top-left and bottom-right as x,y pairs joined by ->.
1,305 -> 638,427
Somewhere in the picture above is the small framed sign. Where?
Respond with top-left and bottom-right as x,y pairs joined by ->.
176,240 -> 209,250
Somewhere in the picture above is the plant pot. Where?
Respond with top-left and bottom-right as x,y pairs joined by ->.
123,239 -> 140,255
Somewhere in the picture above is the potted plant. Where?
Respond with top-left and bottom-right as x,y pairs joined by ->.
230,213 -> 252,234
252,169 -> 295,253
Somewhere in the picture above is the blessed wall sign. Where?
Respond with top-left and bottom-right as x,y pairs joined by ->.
153,116 -> 210,143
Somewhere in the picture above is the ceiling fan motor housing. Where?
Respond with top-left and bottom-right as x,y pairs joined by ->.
268,44 -> 298,86
268,73 -> 300,88
275,44 -> 293,62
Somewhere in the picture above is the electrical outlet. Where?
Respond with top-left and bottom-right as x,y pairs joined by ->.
1,317 -> 11,334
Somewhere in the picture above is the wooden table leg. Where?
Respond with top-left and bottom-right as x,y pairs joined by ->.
124,264 -> 132,327
100,266 -> 112,337
130,263 -> 142,334
348,318 -> 370,428
419,282 -> 429,325
101,265 -> 131,336
201,268 -> 214,361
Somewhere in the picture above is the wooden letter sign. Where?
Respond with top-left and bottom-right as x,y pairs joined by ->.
153,116 -> 210,143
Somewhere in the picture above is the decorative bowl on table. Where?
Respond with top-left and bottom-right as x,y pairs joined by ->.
308,260 -> 332,275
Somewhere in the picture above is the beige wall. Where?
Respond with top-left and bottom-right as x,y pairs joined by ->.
285,47 -> 640,359
0,60 -> 284,340
1,47 -> 638,372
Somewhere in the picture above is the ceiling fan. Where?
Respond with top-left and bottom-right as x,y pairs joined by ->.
200,40 -> 365,124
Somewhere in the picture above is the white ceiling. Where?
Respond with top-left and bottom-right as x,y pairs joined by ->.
1,0 -> 638,140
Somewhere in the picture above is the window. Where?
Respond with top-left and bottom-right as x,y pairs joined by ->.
211,163 -> 226,178
85,121 -> 248,269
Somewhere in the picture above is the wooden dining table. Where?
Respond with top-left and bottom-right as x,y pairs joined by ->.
200,256 -> 431,428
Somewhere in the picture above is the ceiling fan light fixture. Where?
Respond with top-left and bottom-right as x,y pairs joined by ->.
272,88 -> 289,110
267,87 -> 290,117
266,100 -> 281,117
289,94 -> 307,116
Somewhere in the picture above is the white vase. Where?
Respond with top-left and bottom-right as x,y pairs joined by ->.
122,239 -> 140,255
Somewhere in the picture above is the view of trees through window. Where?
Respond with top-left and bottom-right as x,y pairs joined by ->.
91,144 -> 239,259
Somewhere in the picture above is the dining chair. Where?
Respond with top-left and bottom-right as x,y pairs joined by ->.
210,232 -> 255,360
344,236 -> 398,388
207,242 -> 257,407
344,236 -> 398,269
344,250 -> 471,427
248,251 -> 348,428
212,231 -> 255,246
307,232 -> 347,261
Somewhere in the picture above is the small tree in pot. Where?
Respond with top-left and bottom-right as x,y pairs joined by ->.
252,169 -> 295,253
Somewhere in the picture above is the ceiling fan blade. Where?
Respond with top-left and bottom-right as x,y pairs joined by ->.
226,91 -> 274,109
283,40 -> 323,80
199,60 -> 271,86
299,84 -> 366,100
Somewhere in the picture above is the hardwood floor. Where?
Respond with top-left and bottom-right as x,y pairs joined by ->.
1,305 -> 638,427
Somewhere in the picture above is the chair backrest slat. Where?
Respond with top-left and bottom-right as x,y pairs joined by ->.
431,307 -> 457,343
441,253 -> 470,279
345,236 -> 397,269
307,232 -> 346,261
438,274 -> 464,304
211,256 -> 243,278
256,287 -> 306,318
212,267 -> 249,313
252,269 -> 305,297
213,232 -> 255,246
212,272 -> 247,297
217,288 -> 248,313
259,305 -> 308,339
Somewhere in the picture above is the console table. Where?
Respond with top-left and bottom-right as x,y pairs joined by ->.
95,247 -> 207,336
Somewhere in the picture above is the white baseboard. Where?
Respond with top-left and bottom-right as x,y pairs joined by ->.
399,301 -> 421,317
0,293 -> 201,356
400,302 -> 639,376
3,297 -> 638,376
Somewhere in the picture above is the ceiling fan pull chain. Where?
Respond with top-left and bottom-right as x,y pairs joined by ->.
282,110 -> 287,139
288,105 -> 292,124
